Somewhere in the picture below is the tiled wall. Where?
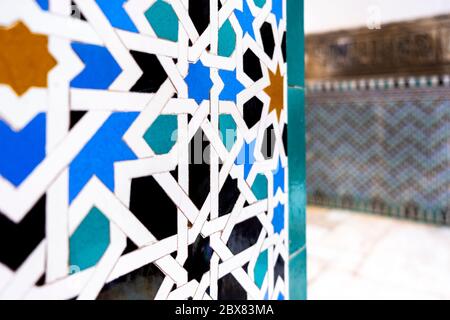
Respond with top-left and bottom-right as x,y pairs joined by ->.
0,0 -> 305,300
305,15 -> 450,226
307,85 -> 450,226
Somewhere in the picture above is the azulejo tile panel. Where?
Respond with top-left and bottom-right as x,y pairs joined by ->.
307,86 -> 450,225
0,0 -> 293,300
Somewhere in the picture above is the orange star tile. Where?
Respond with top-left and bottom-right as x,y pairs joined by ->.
264,66 -> 285,121
0,21 -> 56,96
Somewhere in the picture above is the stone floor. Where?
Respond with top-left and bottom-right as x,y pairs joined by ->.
307,206 -> 450,300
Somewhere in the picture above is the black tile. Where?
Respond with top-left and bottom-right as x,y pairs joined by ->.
260,22 -> 275,59
130,51 -> 168,93
184,236 -> 213,282
98,263 -> 165,300
281,32 -> 286,62
243,49 -> 263,82
262,124 -> 275,159
130,175 -> 177,240
219,176 -> 240,217
0,196 -> 46,271
274,255 -> 285,283
70,111 -> 87,129
189,129 -> 210,210
244,96 -> 263,129
218,273 -> 247,300
227,217 -> 262,255
282,124 -> 288,156
189,0 -> 210,35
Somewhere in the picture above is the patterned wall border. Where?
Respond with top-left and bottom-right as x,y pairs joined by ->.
307,74 -> 450,93
287,0 -> 306,300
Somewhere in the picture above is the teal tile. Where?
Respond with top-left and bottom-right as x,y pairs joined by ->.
143,115 -> 177,154
218,20 -> 236,57
70,207 -> 110,271
145,0 -> 179,42
254,0 -> 266,8
251,173 -> 268,200
219,114 -> 237,151
287,0 -> 304,87
288,87 -> 306,254
254,249 -> 268,288
289,248 -> 307,300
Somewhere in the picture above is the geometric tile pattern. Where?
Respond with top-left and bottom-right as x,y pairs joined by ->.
307,86 -> 450,226
0,0 -> 288,299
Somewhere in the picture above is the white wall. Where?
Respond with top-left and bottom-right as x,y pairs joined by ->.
305,0 -> 450,34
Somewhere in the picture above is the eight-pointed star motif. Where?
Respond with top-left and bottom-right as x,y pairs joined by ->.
265,66 -> 285,121
0,21 -> 56,96
185,60 -> 213,105
235,0 -> 256,39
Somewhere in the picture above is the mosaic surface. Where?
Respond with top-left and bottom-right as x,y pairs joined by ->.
0,0 -> 289,299
306,16 -> 450,226
307,85 -> 450,225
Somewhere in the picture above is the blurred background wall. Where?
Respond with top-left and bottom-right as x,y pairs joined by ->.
305,0 -> 450,33
305,0 -> 450,225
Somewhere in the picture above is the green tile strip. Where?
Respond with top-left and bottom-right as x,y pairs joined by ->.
287,0 -> 304,88
287,0 -> 306,300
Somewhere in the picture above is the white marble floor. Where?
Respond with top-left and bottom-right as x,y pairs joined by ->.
307,206 -> 450,300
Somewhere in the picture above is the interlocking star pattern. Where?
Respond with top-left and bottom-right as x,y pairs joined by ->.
0,0 -> 288,300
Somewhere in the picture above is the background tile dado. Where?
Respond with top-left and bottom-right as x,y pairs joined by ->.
305,14 -> 450,227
